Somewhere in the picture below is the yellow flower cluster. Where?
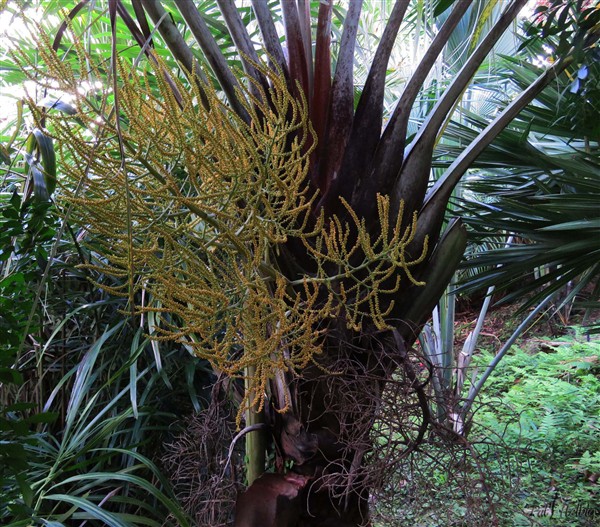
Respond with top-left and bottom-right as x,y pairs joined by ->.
303,196 -> 427,331
17,40 -> 426,406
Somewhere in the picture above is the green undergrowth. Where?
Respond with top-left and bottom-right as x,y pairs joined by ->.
471,332 -> 600,526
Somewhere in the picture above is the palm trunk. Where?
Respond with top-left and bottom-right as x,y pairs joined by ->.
294,341 -> 378,525
234,326 -> 420,526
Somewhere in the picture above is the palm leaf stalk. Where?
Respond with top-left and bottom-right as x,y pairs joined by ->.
439,53 -> 600,322
15,0 -> 599,524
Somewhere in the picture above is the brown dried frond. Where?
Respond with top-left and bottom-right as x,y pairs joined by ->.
297,330 -> 513,525
162,393 -> 239,527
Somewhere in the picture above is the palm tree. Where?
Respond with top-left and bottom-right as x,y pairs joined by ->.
454,52 -> 600,326
9,0 -> 598,524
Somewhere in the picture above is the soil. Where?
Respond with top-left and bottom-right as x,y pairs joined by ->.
452,298 -> 600,355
